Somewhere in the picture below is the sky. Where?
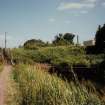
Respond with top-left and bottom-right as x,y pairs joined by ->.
0,0 -> 105,48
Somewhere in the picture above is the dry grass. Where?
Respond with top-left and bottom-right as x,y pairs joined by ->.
0,64 -> 4,73
6,64 -> 104,105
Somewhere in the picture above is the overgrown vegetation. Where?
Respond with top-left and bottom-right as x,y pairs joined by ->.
7,64 -> 104,105
4,24 -> 105,104
11,46 -> 105,66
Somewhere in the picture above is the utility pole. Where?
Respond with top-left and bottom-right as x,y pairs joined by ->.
77,35 -> 79,46
5,32 -> 7,49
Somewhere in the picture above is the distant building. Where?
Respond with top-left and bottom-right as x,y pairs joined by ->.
83,39 -> 95,46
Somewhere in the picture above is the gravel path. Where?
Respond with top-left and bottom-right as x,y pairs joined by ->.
0,65 -> 12,105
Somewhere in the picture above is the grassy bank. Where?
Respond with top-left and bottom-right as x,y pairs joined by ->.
11,47 -> 105,66
6,64 -> 104,105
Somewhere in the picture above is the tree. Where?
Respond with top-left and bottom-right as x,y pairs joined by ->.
23,39 -> 46,49
95,24 -> 105,53
53,33 -> 63,44
63,33 -> 75,44
53,33 -> 75,45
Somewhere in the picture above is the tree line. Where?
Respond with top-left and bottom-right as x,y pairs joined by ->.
23,23 -> 105,54
86,24 -> 105,54
23,33 -> 75,49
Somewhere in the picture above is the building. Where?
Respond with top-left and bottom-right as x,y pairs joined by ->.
83,39 -> 95,46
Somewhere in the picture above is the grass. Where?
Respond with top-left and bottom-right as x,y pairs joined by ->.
0,64 -> 4,73
6,64 -> 104,105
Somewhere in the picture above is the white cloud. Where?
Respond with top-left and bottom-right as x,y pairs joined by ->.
49,18 -> 56,22
64,20 -> 71,24
102,2 -> 105,7
57,2 -> 95,10
80,10 -> 88,14
83,0 -> 97,3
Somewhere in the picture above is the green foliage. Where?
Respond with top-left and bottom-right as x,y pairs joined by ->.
9,64 -> 103,105
11,46 -> 85,64
63,33 -> 75,44
53,33 -> 75,45
95,24 -> 105,53
23,39 -> 46,49
11,48 -> 34,64
11,47 -> 105,67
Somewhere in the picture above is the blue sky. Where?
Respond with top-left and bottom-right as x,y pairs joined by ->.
0,0 -> 105,48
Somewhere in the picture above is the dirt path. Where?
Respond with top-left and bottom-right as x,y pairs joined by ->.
0,65 -> 12,105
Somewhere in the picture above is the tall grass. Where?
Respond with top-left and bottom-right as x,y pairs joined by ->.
0,64 -> 3,73
7,64 -> 104,105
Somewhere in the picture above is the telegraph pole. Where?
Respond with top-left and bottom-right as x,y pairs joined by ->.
77,35 -> 79,46
5,32 -> 7,49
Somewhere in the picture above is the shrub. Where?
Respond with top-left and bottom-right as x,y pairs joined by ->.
11,47 -> 105,67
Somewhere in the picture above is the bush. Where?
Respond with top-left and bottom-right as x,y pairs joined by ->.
11,47 -> 105,67
23,39 -> 46,49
